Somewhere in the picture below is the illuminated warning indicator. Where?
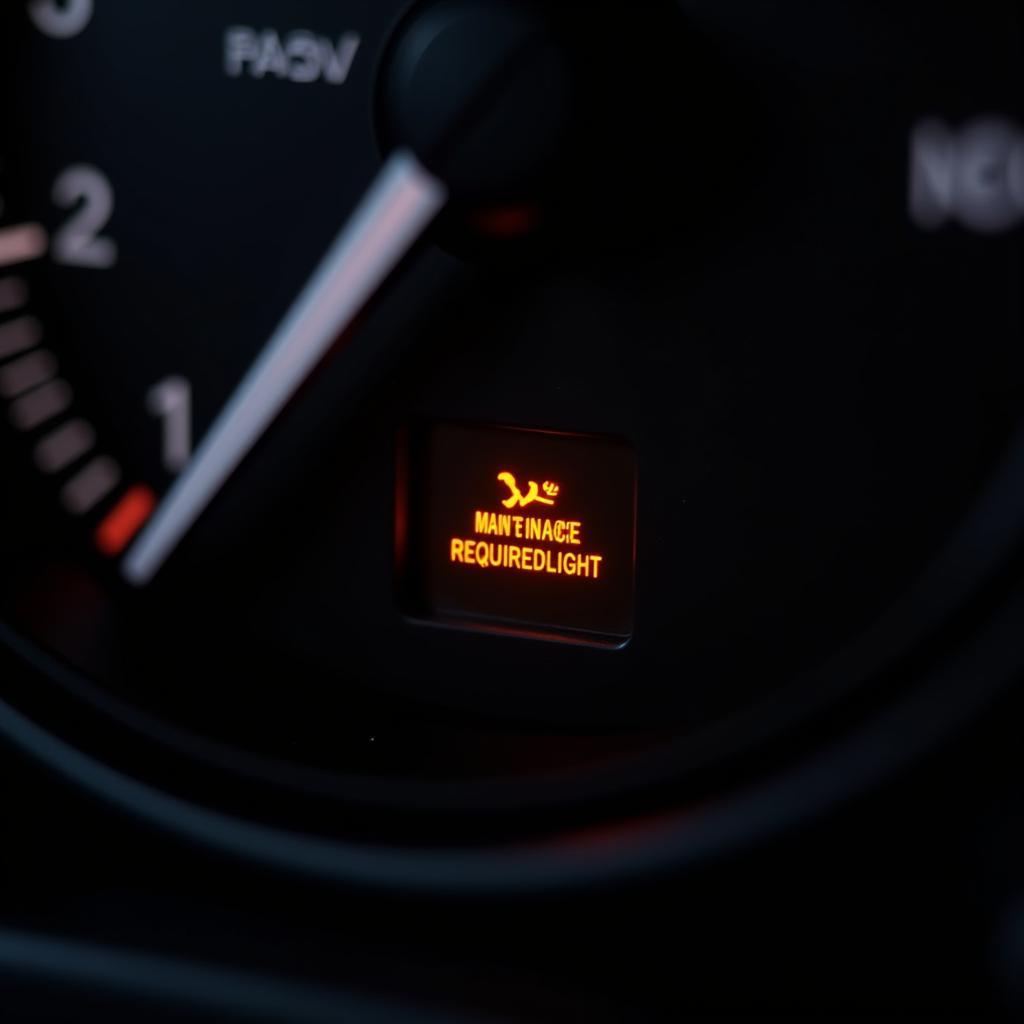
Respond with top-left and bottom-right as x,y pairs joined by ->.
449,477 -> 604,579
451,536 -> 603,577
497,472 -> 558,508
401,423 -> 636,643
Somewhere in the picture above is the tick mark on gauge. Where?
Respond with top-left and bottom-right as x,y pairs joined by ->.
61,456 -> 121,515
0,316 -> 43,359
8,378 -> 73,430
0,223 -> 49,268
0,277 -> 29,314
0,349 -> 57,397
33,418 -> 95,473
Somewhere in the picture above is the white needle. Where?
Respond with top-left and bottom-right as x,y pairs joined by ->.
123,149 -> 447,585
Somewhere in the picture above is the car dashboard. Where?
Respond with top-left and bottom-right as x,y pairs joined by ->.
0,1 -> 1023,1019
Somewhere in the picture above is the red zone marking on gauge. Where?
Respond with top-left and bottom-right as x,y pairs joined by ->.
94,485 -> 157,556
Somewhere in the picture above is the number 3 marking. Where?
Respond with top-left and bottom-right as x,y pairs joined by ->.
28,0 -> 93,39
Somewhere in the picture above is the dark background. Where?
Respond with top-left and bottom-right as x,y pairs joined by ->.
2,665 -> 1024,1018
1,2 -> 1023,1018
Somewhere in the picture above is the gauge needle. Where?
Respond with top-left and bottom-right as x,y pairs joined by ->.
122,149 -> 447,585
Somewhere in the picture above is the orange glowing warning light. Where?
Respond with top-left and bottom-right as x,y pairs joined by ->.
452,471 -> 602,578
94,484 -> 157,557
403,423 -> 636,642
497,471 -> 558,508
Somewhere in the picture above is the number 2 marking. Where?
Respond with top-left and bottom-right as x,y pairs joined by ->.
51,164 -> 118,269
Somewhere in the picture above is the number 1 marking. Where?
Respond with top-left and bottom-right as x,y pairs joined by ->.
147,376 -> 192,474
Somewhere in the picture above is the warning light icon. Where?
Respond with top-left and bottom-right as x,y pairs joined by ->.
497,471 -> 558,508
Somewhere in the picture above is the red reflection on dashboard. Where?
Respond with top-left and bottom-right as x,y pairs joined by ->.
469,203 -> 541,237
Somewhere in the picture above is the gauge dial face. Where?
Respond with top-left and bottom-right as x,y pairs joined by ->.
0,1 -> 1022,840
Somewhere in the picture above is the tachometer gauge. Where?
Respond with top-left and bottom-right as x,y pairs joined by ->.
0,0 -> 1022,891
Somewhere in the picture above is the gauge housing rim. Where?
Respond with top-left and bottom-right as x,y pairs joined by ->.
0,557 -> 1021,892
